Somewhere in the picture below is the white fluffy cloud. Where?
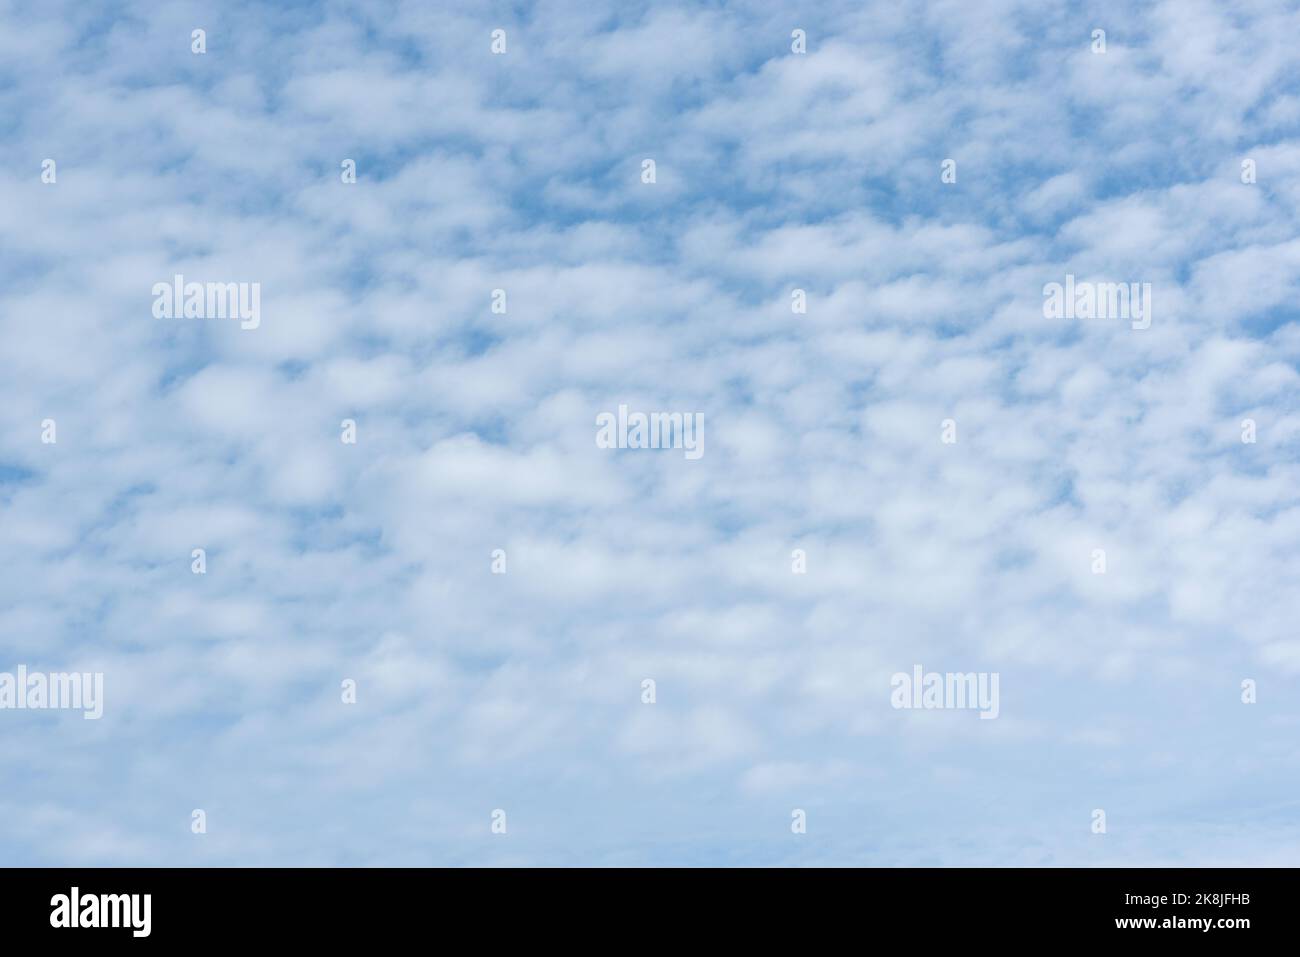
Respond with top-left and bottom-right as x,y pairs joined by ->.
0,0 -> 1297,865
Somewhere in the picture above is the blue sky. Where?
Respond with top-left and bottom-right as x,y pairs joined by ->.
1,0 -> 1299,865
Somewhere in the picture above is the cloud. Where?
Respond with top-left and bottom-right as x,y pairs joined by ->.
0,0 -> 1297,865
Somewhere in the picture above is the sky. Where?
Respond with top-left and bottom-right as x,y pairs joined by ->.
0,0 -> 1298,866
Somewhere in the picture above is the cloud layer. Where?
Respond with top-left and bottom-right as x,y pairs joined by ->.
1,0 -> 1298,865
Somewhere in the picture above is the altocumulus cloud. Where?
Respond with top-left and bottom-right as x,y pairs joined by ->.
0,0 -> 1298,865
